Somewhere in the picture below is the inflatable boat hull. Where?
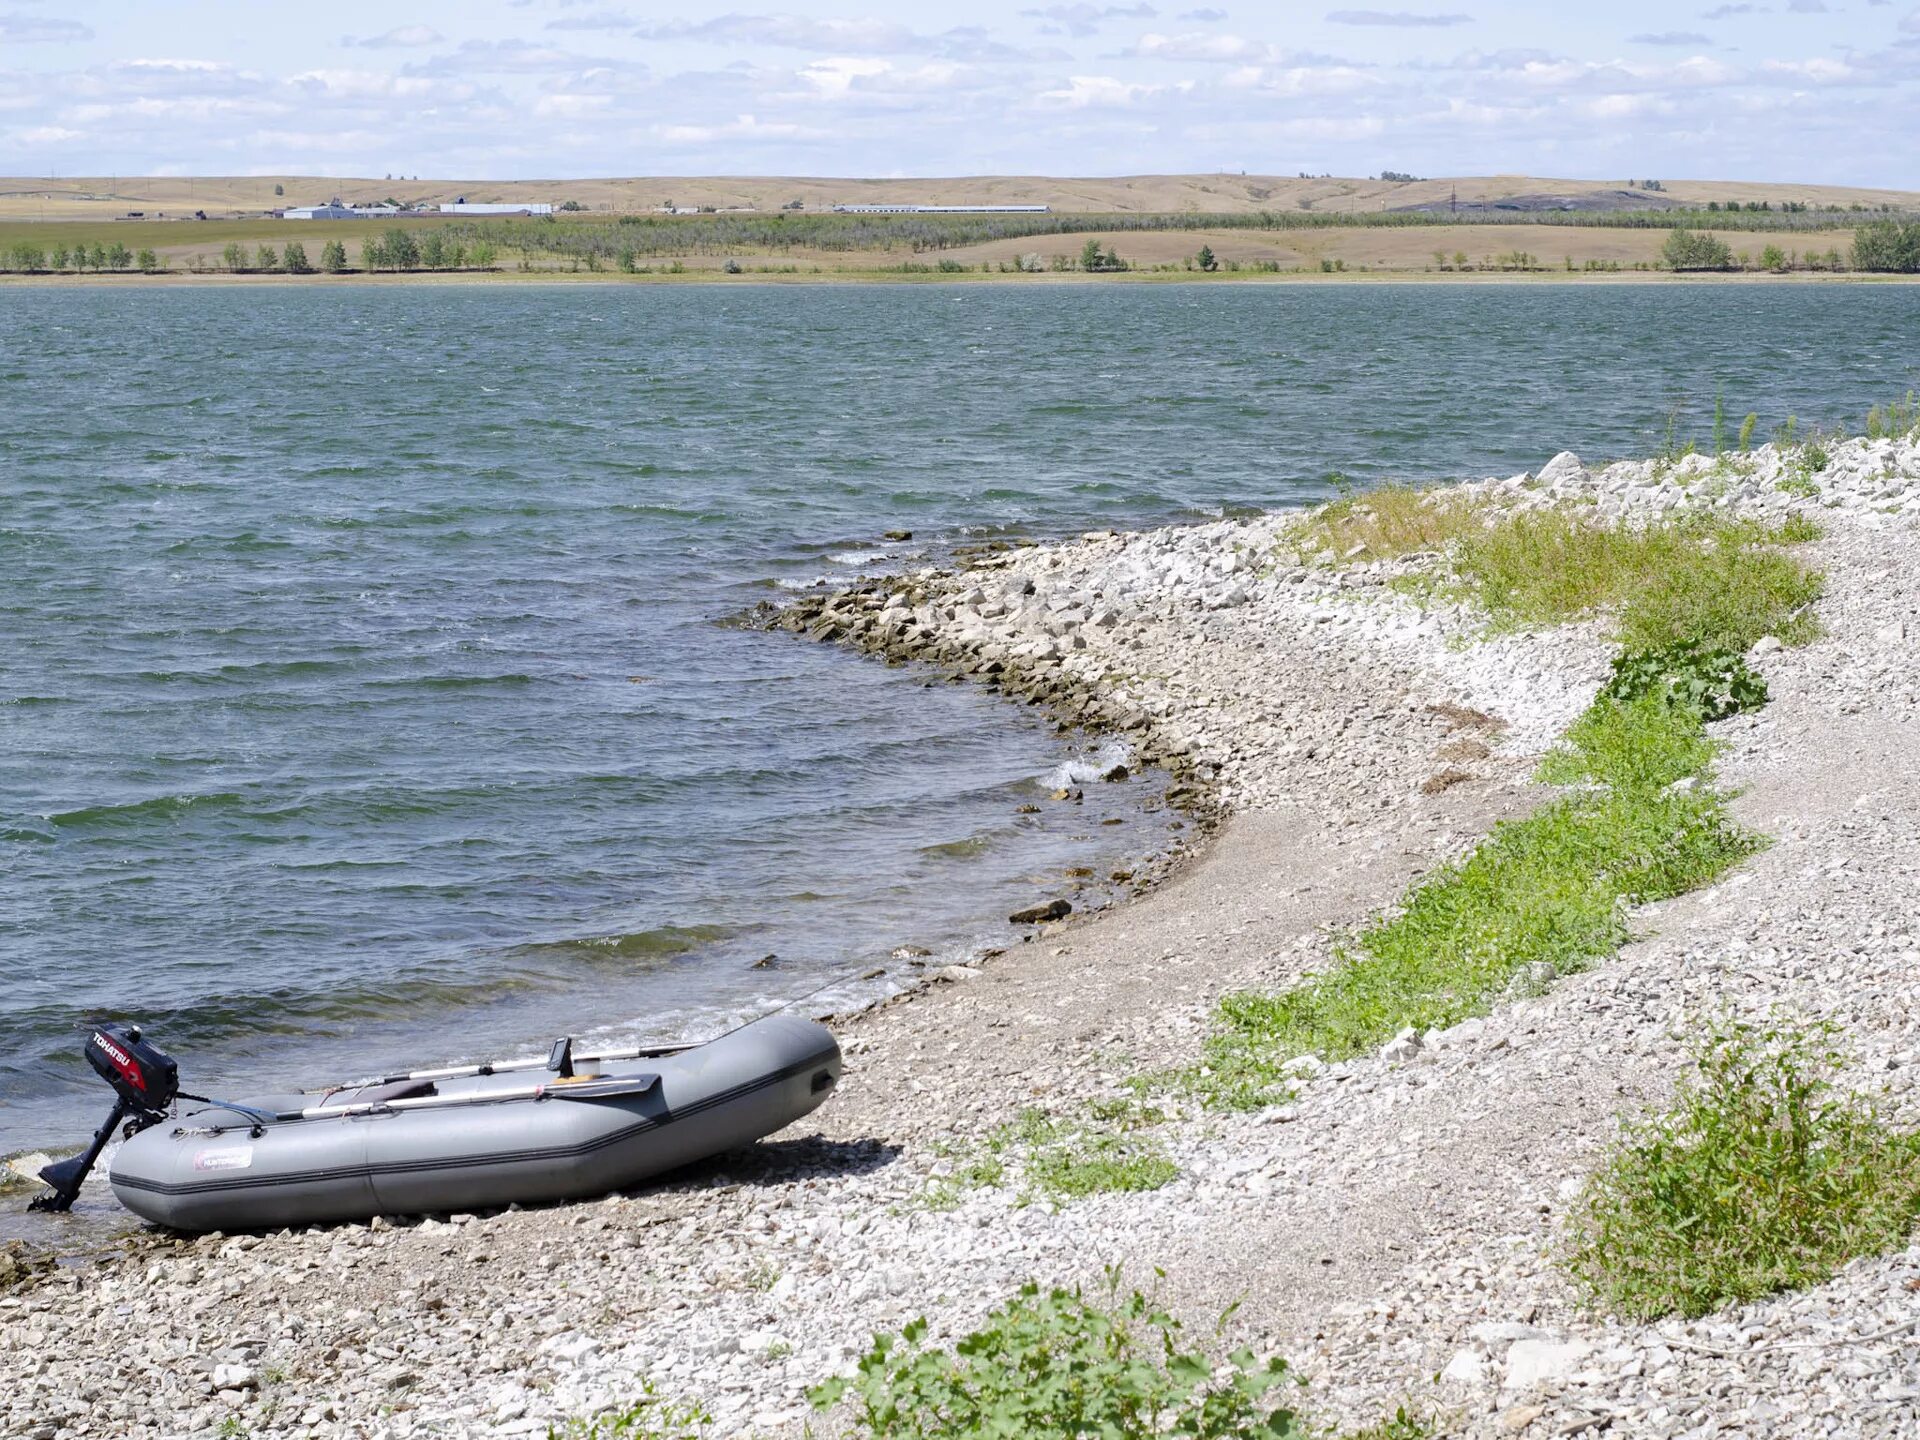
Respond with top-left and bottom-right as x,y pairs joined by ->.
109,1014 -> 840,1231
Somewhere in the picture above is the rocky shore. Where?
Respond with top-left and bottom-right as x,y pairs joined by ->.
5,435 -> 1919,1439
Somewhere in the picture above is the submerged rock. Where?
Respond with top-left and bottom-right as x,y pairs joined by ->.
1009,899 -> 1072,925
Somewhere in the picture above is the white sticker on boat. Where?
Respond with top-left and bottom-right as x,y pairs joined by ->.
193,1147 -> 254,1173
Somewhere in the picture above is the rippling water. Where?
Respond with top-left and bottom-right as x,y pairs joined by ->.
4,281 -> 1917,1174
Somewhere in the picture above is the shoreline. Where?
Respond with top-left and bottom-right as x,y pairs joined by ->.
5,436 -> 1920,1437
6,269 -> 1920,290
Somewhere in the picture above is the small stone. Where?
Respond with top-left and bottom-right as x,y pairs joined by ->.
1440,1349 -> 1488,1386
1379,1027 -> 1423,1064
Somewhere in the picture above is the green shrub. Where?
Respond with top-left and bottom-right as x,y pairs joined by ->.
1596,642 -> 1769,723
1850,219 -> 1920,274
809,1277 -> 1298,1439
1661,228 -> 1736,271
1866,393 -> 1919,440
1567,1018 -> 1920,1320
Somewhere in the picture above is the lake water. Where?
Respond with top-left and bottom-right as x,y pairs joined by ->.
4,281 -> 1917,1173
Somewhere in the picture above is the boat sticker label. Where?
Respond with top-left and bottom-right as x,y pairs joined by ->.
193,1146 -> 254,1173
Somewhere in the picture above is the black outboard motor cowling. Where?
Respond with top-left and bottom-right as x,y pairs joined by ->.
83,1024 -> 178,1112
30,1023 -> 178,1213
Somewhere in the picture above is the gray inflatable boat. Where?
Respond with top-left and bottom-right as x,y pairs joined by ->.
32,1015 -> 840,1232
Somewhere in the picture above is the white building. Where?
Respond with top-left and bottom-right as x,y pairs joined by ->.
830,204 -> 1051,215
438,201 -> 555,216
281,200 -> 405,221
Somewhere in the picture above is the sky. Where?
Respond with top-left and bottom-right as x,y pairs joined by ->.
2,1 -> 1917,184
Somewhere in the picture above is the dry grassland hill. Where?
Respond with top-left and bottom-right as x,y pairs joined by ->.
2,173 -> 1917,223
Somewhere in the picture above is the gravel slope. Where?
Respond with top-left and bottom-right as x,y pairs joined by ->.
4,437 -> 1918,1440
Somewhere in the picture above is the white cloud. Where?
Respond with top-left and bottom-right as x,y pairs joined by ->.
653,112 -> 830,141
1126,31 -> 1280,61
1326,9 -> 1473,25
0,14 -> 92,42
1035,73 -> 1168,106
342,25 -> 445,49
1021,3 -> 1158,37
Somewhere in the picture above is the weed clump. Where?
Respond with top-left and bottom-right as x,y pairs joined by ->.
809,1275 -> 1297,1439
1567,1018 -> 1920,1320
1597,642 -> 1769,724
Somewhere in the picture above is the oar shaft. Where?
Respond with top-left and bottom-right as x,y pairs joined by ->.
392,1041 -> 698,1084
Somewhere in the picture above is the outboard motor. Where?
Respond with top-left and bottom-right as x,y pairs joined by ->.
29,1023 -> 178,1213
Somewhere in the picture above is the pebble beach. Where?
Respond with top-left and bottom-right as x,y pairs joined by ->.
6,432 -> 1920,1439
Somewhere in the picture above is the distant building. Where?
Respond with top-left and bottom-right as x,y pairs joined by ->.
830,204 -> 1050,215
438,199 -> 555,216
281,199 -> 407,221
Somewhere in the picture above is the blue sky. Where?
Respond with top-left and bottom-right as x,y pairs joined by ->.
3,1 -> 1917,183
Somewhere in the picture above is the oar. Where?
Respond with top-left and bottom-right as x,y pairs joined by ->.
380,1042 -> 701,1085
191,1073 -> 662,1127
290,1072 -> 661,1120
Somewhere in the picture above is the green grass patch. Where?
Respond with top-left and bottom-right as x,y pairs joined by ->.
1566,1017 -> 1920,1320
546,1381 -> 712,1440
1191,696 -> 1759,1080
922,1101 -> 1178,1206
1287,484 -> 1487,565
1340,1411 -> 1439,1440
1450,510 -> 1821,651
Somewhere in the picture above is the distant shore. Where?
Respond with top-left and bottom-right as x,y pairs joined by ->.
6,268 -> 1919,289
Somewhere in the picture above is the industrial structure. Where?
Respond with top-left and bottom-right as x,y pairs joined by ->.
830,204 -> 1050,215
438,199 -> 555,216
280,197 -> 554,220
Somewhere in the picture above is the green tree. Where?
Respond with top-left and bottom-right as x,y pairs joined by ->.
255,243 -> 279,272
361,238 -> 385,273
87,243 -> 107,271
135,248 -> 160,272
50,244 -> 71,271
1195,244 -> 1218,272
1851,219 -> 1920,273
381,227 -> 420,270
419,231 -> 448,270
320,239 -> 347,273
283,240 -> 311,274
1661,228 -> 1736,272
1759,244 -> 1788,273
6,242 -> 47,272
273,183 -> 284,197
105,242 -> 133,271
221,241 -> 247,272
1080,237 -> 1105,271
468,240 -> 497,270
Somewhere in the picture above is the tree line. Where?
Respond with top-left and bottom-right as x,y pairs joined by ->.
1662,220 -> 1920,273
1,228 -> 501,276
434,203 -> 1920,269
2,241 -> 162,273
